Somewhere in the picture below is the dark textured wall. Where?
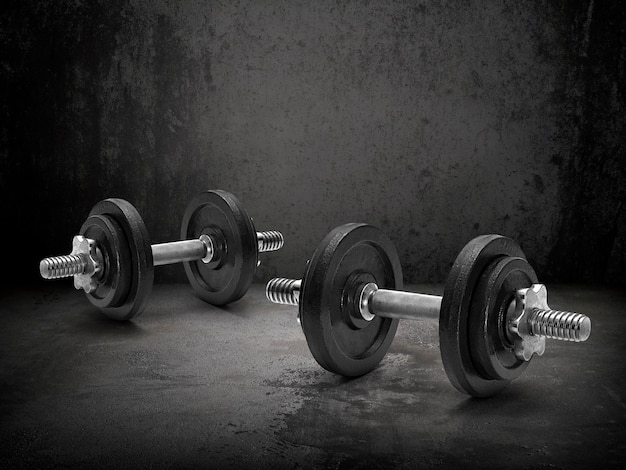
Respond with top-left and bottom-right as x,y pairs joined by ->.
1,0 -> 624,287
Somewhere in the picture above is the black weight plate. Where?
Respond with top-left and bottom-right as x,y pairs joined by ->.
181,190 -> 257,305
89,199 -> 154,321
79,214 -> 132,309
468,256 -> 537,382
439,235 -> 527,397
300,224 -> 402,377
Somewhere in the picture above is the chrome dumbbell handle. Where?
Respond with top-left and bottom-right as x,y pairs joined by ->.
266,278 -> 445,322
266,278 -> 591,361
266,278 -> 441,321
151,235 -> 214,266
359,285 -> 441,322
41,231 -> 284,279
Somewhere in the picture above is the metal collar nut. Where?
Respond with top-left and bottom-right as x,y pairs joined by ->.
70,236 -> 102,294
507,284 -> 547,362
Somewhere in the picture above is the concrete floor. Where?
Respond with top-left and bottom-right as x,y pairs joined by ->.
1,283 -> 624,469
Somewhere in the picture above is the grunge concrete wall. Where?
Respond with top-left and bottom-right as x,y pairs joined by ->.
1,0 -> 624,286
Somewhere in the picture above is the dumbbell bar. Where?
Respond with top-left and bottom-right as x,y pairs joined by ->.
39,190 -> 283,321
268,279 -> 590,359
265,224 -> 592,397
42,231 -> 282,279
152,231 -> 283,266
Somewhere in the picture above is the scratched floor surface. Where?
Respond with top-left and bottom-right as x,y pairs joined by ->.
0,283 -> 624,469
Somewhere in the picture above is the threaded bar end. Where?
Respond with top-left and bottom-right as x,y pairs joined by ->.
266,278 -> 301,305
530,309 -> 591,342
40,254 -> 87,279
257,231 -> 284,252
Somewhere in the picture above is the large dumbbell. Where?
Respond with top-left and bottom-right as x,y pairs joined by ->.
40,190 -> 284,321
265,223 -> 591,397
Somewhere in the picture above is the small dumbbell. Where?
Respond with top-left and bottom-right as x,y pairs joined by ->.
40,190 -> 284,320
266,223 -> 591,397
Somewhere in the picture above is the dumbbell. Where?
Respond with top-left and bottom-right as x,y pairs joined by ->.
265,223 -> 591,397
39,190 -> 284,321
